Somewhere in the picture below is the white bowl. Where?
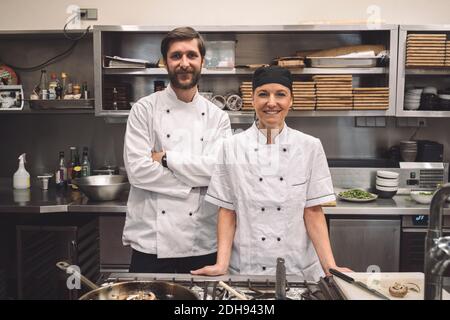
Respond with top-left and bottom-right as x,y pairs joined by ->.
410,190 -> 434,204
438,94 -> 450,100
404,103 -> 420,110
406,88 -> 423,95
423,87 -> 438,95
377,170 -> 399,179
376,185 -> 399,192
376,178 -> 399,187
404,97 -> 421,102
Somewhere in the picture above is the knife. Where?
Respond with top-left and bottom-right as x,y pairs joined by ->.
329,268 -> 390,300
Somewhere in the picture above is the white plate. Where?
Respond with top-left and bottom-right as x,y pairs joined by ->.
377,170 -> 399,179
337,190 -> 378,202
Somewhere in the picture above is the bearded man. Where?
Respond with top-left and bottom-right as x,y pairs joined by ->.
122,27 -> 232,273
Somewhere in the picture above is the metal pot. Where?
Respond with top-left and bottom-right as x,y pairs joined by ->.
56,261 -> 198,300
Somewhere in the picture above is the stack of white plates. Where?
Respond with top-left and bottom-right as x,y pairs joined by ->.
404,88 -> 422,110
376,170 -> 399,198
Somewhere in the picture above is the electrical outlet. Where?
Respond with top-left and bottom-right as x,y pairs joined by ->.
80,8 -> 98,20
418,118 -> 427,127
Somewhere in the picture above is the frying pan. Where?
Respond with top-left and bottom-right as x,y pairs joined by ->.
56,261 -> 199,300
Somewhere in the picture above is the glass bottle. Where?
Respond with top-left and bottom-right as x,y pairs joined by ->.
112,87 -> 118,110
81,147 -> 91,177
55,151 -> 67,188
61,72 -> 68,96
48,72 -> 58,100
39,69 -> 48,99
67,146 -> 80,184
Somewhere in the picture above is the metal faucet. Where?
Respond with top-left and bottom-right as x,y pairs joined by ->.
424,183 -> 450,300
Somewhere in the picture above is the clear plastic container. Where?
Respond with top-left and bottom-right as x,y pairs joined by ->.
204,41 -> 235,69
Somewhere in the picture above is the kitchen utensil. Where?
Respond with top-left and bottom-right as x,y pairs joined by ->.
56,261 -> 198,300
72,175 -> 129,201
218,281 -> 249,300
329,268 -> 390,300
275,257 -> 286,300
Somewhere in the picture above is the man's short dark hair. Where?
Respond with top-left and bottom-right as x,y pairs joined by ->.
161,27 -> 206,60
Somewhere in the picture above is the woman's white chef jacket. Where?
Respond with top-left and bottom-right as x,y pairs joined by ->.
205,122 -> 335,280
123,84 -> 231,258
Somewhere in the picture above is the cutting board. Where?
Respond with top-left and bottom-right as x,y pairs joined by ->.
333,272 -> 450,300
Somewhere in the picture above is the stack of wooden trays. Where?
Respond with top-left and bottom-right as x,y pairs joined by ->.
292,81 -> 316,110
406,33 -> 447,67
446,39 -> 450,67
313,75 -> 353,110
239,82 -> 253,110
353,87 -> 389,110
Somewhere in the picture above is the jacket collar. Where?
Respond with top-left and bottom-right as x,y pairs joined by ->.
165,83 -> 200,106
250,121 -> 289,145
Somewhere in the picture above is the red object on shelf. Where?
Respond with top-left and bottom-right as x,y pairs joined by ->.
0,65 -> 19,85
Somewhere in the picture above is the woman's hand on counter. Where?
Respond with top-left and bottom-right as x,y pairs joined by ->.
190,264 -> 228,276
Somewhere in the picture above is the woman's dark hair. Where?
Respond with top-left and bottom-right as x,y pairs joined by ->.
161,27 -> 206,60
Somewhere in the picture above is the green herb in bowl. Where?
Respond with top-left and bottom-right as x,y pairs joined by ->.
338,189 -> 376,200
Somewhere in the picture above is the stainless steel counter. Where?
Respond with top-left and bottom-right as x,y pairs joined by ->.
1,179 -> 449,215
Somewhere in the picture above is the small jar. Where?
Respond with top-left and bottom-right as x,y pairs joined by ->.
73,84 -> 81,95
66,83 -> 73,94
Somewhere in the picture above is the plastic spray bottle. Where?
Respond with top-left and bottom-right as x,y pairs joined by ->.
13,153 -> 30,189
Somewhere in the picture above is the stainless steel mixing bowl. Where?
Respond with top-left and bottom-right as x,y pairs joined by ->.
73,175 -> 129,201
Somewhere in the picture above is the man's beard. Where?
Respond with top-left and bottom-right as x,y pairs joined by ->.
168,68 -> 201,90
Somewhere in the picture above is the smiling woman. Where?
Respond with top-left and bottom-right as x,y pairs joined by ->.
191,65 -> 351,280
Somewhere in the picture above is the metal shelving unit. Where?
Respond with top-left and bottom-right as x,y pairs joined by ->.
396,25 -> 450,117
103,67 -> 388,76
94,24 -> 399,120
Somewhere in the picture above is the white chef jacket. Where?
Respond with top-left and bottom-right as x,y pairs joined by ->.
123,84 -> 231,258
205,122 -> 335,280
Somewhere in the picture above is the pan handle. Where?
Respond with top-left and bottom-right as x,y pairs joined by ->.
218,281 -> 249,300
56,261 -> 99,291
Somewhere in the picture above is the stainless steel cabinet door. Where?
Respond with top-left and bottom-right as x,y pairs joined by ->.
99,216 -> 131,271
329,218 -> 401,272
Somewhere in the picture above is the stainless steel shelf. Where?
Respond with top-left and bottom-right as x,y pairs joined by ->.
95,25 -> 398,117
395,110 -> 450,117
103,67 -> 388,76
95,24 -> 398,33
98,109 -> 394,124
405,68 -> 450,75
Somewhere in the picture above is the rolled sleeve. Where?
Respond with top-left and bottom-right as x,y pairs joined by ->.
305,139 -> 336,208
204,140 -> 235,210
